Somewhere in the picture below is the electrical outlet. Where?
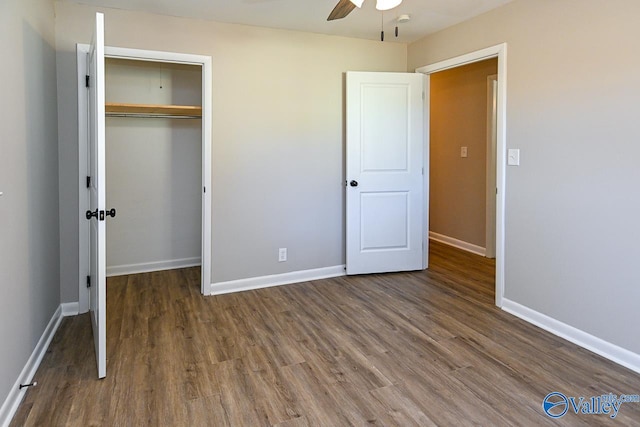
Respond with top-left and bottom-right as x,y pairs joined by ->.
461,146 -> 468,158
278,248 -> 287,262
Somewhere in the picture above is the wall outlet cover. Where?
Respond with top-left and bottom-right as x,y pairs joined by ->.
507,148 -> 520,166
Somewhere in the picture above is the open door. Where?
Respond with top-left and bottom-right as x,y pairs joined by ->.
346,72 -> 425,275
87,12 -> 107,379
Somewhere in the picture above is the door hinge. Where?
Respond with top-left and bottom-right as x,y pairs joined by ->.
86,176 -> 91,188
422,91 -> 425,100
86,275 -> 91,288
85,75 -> 90,88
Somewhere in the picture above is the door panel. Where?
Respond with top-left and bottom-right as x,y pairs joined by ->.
360,192 -> 409,250
362,85 -> 410,171
346,72 -> 425,275
88,12 -> 106,379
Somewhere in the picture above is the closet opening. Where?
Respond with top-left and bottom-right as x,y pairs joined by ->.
77,46 -> 213,313
104,58 -> 203,283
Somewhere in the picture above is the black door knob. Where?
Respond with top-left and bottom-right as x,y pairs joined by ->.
106,208 -> 116,218
350,180 -> 358,187
85,209 -> 98,220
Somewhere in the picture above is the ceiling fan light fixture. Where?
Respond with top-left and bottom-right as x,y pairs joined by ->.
375,0 -> 402,11
349,0 -> 365,8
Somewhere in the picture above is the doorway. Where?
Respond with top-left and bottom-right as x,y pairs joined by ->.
77,45 -> 213,313
428,59 -> 497,260
416,44 -> 507,307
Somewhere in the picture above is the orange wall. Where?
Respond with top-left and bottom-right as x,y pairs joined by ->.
430,58 -> 497,247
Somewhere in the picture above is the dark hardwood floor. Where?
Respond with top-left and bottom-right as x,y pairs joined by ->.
11,241 -> 640,426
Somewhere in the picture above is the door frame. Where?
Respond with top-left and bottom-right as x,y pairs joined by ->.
485,74 -> 498,259
77,45 -> 213,312
416,43 -> 507,307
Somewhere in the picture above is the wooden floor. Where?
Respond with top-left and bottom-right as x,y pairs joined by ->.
12,242 -> 640,426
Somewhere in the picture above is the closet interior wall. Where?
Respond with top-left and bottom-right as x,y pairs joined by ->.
105,58 -> 202,276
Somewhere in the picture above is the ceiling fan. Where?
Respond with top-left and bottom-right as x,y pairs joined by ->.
327,0 -> 403,21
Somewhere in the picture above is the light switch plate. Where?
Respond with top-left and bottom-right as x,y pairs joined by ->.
461,146 -> 468,158
507,149 -> 520,166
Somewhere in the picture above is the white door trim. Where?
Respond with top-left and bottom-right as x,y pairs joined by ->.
77,45 -> 90,313
416,43 -> 507,308
77,45 -> 213,310
485,74 -> 498,259
422,74 -> 430,270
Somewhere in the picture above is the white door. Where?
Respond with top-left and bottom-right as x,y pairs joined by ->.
346,72 -> 425,275
87,12 -> 107,379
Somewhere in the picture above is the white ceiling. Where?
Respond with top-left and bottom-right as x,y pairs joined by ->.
65,0 -> 513,43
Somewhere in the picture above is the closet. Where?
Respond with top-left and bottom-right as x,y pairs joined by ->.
104,58 -> 203,278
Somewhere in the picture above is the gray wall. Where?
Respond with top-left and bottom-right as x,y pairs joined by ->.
54,1 -> 407,302
0,0 -> 60,409
430,59 -> 497,247
105,59 -> 202,272
409,0 -> 640,354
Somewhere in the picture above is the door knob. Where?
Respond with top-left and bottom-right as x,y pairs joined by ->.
350,180 -> 358,187
86,209 -> 98,220
85,208 -> 116,221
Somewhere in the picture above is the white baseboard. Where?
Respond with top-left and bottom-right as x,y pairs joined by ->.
61,302 -> 79,317
210,265 -> 346,296
429,231 -> 486,256
0,305 -> 65,427
106,257 -> 201,277
502,299 -> 640,374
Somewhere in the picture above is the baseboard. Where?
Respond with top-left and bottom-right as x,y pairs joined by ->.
210,265 -> 346,296
61,302 -> 79,317
0,305 -> 64,427
502,298 -> 640,375
106,257 -> 201,277
429,231 -> 486,256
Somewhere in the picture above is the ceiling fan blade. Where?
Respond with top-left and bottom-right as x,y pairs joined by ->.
327,0 -> 357,21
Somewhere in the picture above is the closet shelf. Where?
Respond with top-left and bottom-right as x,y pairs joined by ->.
105,102 -> 202,118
